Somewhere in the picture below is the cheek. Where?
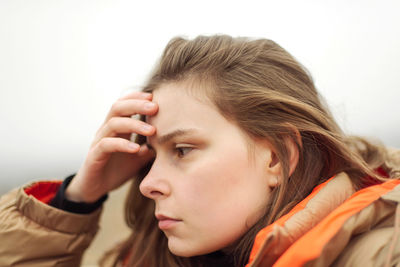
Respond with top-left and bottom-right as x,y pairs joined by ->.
175,146 -> 268,249
183,148 -> 251,209
165,141 -> 273,258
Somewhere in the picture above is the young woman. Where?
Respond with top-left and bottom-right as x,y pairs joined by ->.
1,35 -> 400,267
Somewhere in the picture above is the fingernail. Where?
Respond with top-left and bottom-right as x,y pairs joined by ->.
140,91 -> 151,96
144,102 -> 155,110
128,142 -> 140,150
142,124 -> 153,132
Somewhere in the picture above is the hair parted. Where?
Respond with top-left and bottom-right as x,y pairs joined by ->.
101,34 -> 390,267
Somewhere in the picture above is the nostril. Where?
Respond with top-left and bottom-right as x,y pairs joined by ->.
150,190 -> 163,197
139,178 -> 164,199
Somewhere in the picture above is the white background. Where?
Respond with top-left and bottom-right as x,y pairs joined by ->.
0,0 -> 399,194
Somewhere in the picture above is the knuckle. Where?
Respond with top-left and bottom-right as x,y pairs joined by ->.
107,117 -> 118,128
97,138 -> 108,150
110,101 -> 121,111
102,138 -> 115,151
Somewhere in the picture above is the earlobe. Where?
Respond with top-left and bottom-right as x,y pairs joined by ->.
268,175 -> 280,189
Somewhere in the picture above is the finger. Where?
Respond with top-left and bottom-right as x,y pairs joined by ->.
91,137 -> 141,162
133,144 -> 156,167
95,117 -> 156,142
137,143 -> 156,158
104,99 -> 158,122
118,91 -> 152,101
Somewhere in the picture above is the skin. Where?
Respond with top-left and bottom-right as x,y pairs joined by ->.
65,81 -> 286,257
139,82 -> 279,257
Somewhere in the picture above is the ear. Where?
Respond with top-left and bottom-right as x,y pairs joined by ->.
265,133 -> 300,188
265,148 -> 282,188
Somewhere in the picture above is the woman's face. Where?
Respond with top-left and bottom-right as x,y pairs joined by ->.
139,82 -> 274,257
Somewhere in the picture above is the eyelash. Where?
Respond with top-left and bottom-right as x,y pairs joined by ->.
174,145 -> 194,158
146,144 -> 194,158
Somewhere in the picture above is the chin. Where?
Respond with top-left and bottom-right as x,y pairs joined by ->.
167,238 -> 213,257
168,237 -> 225,258
168,243 -> 198,257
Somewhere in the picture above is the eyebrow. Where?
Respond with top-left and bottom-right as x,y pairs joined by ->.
147,128 -> 199,147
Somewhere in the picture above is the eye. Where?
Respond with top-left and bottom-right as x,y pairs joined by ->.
175,145 -> 194,158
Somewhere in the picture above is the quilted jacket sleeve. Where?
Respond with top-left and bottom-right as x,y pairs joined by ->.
0,182 -> 103,267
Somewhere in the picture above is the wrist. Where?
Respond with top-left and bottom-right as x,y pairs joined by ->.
50,174 -> 108,214
65,178 -> 106,203
65,179 -> 87,202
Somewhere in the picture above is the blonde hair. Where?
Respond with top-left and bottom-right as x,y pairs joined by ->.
102,35 -> 390,267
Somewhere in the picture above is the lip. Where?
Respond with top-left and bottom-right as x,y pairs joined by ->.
156,214 -> 182,230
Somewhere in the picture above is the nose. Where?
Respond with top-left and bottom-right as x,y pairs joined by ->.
139,164 -> 170,200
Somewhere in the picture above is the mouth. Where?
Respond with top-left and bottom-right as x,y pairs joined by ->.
155,214 -> 182,230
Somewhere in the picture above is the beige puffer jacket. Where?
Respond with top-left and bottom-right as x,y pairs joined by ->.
1,149 -> 400,267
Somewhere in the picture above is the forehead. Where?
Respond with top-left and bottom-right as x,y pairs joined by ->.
145,82 -> 221,141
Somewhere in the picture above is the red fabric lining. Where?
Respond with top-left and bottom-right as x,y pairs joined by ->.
24,181 -> 62,204
376,166 -> 389,177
